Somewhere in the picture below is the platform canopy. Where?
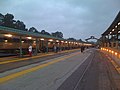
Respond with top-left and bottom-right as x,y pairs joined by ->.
0,26 -> 65,41
102,11 -> 120,36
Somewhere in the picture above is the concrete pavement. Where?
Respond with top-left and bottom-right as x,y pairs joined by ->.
0,48 -> 120,90
0,49 -> 91,90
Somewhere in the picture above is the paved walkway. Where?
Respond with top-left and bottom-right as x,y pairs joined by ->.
0,49 -> 80,63
101,49 -> 120,74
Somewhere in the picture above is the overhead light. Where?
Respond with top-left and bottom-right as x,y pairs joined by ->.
22,41 -> 24,43
27,37 -> 32,39
115,25 -> 117,28
48,42 -> 51,44
110,32 -> 112,34
61,41 -> 64,43
49,39 -> 53,42
112,29 -> 114,31
118,31 -> 120,33
69,42 -> 71,44
40,38 -> 44,41
56,40 -> 59,42
4,34 -> 12,37
33,41 -> 36,43
118,22 -> 120,25
112,51 -> 114,54
115,52 -> 118,55
5,40 -> 8,43
65,41 -> 68,43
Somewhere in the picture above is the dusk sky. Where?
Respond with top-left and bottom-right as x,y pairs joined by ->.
0,0 -> 120,40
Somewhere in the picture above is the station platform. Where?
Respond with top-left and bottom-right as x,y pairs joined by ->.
101,48 -> 120,74
0,49 -> 81,65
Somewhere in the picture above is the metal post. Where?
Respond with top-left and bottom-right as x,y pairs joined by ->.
35,38 -> 38,55
116,26 -> 119,49
20,36 -> 22,57
46,40 -> 48,53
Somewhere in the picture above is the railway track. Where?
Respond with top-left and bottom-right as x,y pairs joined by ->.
73,51 -> 95,90
58,49 -> 118,90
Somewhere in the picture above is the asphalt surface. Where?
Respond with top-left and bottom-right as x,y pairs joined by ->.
0,48 -> 120,90
58,49 -> 119,90
0,50 -> 80,73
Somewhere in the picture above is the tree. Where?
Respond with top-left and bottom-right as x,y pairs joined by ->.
51,31 -> 63,38
40,30 -> 51,35
14,20 -> 26,30
29,27 -> 39,33
78,39 -> 83,42
2,13 -> 15,28
67,38 -> 76,41
0,13 -> 4,25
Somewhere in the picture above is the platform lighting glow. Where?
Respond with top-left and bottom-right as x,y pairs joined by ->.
112,29 -> 115,31
107,49 -> 108,51
49,39 -> 53,42
5,40 -> 8,43
61,41 -> 64,43
40,38 -> 44,41
69,42 -> 71,44
115,25 -> 117,28
118,31 -> 120,33
115,52 -> 118,55
22,41 -> 24,43
109,50 -> 111,52
110,32 -> 112,34
101,48 -> 103,50
48,42 -> 51,45
65,41 -> 68,43
4,34 -> 12,37
56,40 -> 59,42
27,37 -> 32,39
33,41 -> 36,43
118,22 -> 120,25
112,51 -> 114,54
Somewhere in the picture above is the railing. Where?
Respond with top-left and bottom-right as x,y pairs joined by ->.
101,47 -> 120,59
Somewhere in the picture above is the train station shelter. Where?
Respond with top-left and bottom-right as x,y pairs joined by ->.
101,11 -> 120,49
0,26 -> 92,57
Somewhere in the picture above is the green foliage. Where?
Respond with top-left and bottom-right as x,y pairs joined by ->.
14,20 -> 26,30
51,31 -> 63,38
29,27 -> 39,33
67,38 -> 76,41
0,13 -> 64,38
2,13 -> 14,28
40,30 -> 51,35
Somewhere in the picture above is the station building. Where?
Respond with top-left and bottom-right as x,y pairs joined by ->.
101,11 -> 120,49
0,25 -> 92,57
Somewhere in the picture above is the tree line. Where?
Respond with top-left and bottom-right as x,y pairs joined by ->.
0,13 -> 83,41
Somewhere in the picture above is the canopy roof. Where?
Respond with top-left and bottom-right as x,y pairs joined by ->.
102,11 -> 120,36
0,26 -> 65,41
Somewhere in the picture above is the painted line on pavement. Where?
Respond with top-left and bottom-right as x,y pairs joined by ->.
0,53 -> 54,65
0,52 -> 80,84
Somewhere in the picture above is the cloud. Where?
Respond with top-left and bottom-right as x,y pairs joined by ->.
0,0 -> 120,40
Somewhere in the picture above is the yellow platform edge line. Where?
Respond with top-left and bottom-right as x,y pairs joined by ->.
0,52 -> 79,84
0,49 -> 79,65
